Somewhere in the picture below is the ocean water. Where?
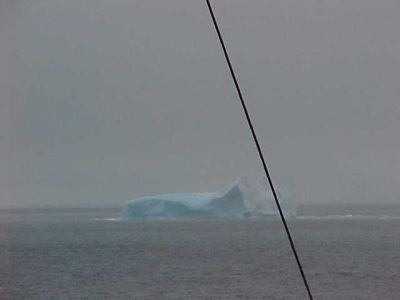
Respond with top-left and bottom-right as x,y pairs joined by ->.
0,208 -> 399,299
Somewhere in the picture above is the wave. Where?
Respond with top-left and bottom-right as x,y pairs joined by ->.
297,214 -> 400,220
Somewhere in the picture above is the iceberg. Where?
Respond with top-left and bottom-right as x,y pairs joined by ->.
121,176 -> 296,220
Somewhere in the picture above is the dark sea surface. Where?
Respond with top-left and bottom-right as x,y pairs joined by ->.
0,207 -> 400,299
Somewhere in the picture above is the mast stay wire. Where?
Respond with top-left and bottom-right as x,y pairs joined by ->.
205,1 -> 314,299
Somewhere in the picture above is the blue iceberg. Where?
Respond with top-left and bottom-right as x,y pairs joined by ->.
121,176 -> 296,220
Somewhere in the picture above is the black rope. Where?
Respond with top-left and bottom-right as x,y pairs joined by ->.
205,1 -> 314,299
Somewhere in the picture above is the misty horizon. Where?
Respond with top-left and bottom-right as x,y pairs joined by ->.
1,0 -> 399,208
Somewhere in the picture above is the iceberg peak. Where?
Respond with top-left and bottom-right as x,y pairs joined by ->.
121,176 -> 296,220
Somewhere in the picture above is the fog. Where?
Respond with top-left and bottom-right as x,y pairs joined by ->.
1,0 -> 399,207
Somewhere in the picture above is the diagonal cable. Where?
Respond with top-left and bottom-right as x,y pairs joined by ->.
205,1 -> 314,299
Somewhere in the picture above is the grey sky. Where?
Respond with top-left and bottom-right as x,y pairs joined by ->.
1,0 -> 399,207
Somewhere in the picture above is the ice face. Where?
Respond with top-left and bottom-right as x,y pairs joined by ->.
120,193 -> 214,219
121,176 -> 296,220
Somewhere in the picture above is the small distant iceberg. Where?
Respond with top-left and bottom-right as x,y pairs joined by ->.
121,176 -> 296,220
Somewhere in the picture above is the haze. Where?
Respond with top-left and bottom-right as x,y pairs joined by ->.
1,0 -> 399,208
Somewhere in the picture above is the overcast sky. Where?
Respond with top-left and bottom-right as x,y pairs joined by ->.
1,0 -> 399,207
